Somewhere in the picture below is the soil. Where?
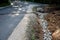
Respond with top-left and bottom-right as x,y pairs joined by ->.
45,10 -> 60,40
33,18 -> 44,40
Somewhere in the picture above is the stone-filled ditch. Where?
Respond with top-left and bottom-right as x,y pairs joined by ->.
28,5 -> 52,40
29,12 -> 52,40
26,12 -> 52,40
23,5 -> 52,40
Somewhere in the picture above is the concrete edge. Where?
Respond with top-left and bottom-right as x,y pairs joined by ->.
7,13 -> 38,40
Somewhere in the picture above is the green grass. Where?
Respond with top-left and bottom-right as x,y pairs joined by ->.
31,29 -> 36,40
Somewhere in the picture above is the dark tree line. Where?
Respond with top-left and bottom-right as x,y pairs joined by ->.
0,0 -> 10,7
0,0 -> 60,7
24,0 -> 60,8
0,0 -> 9,4
0,0 -> 60,4
25,0 -> 60,4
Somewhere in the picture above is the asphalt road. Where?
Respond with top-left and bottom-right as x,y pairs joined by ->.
0,1 -> 29,40
0,13 -> 25,40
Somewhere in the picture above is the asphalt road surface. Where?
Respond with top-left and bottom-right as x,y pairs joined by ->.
0,1 -> 29,40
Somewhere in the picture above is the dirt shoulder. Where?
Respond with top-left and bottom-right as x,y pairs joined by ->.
45,10 -> 60,40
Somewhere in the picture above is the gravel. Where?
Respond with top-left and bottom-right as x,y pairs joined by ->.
38,13 -> 52,40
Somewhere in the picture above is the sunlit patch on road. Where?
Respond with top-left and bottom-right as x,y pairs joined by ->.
18,8 -> 22,10
11,3 -> 13,5
10,13 -> 19,17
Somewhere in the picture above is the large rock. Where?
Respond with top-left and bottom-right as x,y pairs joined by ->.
52,29 -> 60,40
